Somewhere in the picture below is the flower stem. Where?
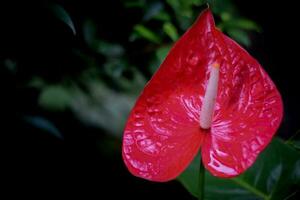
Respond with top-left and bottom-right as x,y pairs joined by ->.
198,157 -> 205,200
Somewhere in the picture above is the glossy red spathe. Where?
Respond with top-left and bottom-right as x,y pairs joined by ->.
122,9 -> 283,181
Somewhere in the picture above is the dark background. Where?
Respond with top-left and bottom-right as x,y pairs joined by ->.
6,0 -> 300,199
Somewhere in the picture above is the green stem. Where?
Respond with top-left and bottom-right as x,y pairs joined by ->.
198,157 -> 205,200
285,129 -> 300,144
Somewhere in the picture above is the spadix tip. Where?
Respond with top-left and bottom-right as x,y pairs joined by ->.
212,62 -> 220,68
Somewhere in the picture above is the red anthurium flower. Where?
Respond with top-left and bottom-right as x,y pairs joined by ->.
122,9 -> 283,181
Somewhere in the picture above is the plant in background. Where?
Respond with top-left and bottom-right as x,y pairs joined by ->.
12,0 -> 299,199
30,0 -> 262,135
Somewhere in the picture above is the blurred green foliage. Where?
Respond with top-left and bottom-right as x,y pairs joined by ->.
49,3 -> 76,35
35,0 -> 261,135
13,0 -> 299,199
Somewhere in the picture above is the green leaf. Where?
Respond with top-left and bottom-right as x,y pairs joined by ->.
234,19 -> 260,31
178,138 -> 300,200
152,11 -> 171,21
147,45 -> 172,74
224,19 -> 261,32
163,22 -> 179,41
166,0 -> 204,30
220,12 -> 232,22
192,0 -> 206,6
98,41 -> 124,58
286,130 -> 300,150
208,0 -> 236,15
27,77 -> 46,89
143,2 -> 163,21
50,4 -> 76,35
292,140 -> 300,150
227,29 -> 251,47
166,0 -> 181,11
39,85 -> 73,111
133,25 -> 162,44
156,45 -> 172,63
71,81 -> 136,137
24,116 -> 63,139
103,59 -> 126,79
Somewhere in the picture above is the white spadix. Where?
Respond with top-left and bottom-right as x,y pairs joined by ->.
200,63 -> 220,129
